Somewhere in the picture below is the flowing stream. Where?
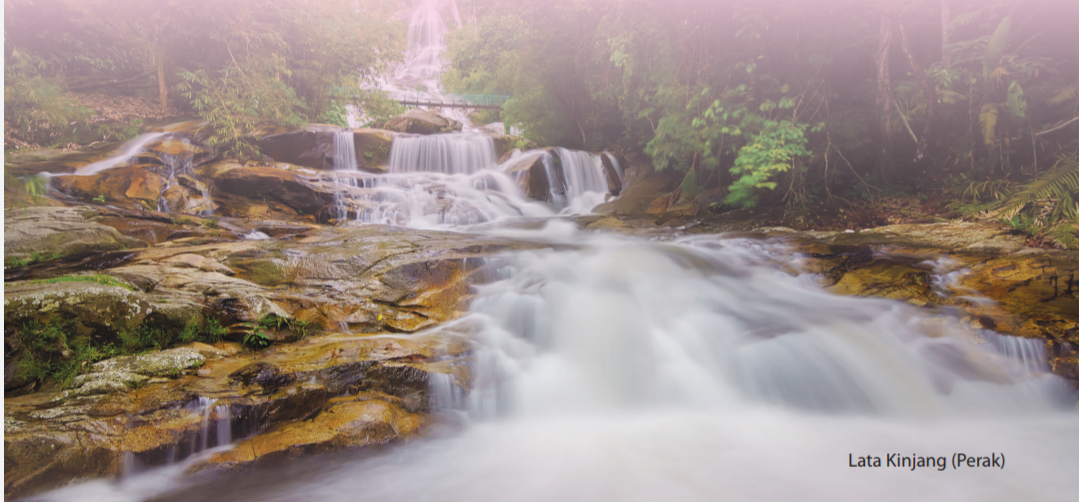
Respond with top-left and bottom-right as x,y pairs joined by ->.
26,2 -> 1079,500
33,226 -> 1079,502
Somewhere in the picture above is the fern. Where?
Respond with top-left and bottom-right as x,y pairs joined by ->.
999,155 -> 1079,219
994,154 -> 1079,248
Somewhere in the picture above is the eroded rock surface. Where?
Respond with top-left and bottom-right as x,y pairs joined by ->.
4,206 -> 146,263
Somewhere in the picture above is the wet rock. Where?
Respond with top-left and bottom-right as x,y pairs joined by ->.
352,128 -> 395,172
595,170 -> 679,215
600,153 -> 623,196
957,252 -> 1079,343
254,123 -> 341,170
816,221 -> 1027,254
164,253 -> 235,276
209,162 -> 327,216
827,261 -> 936,306
505,153 -> 551,201
383,109 -> 463,135
4,206 -> 146,263
122,169 -> 167,203
92,347 -> 205,377
3,143 -> 119,176
70,370 -> 149,396
4,280 -> 152,342
191,393 -> 424,472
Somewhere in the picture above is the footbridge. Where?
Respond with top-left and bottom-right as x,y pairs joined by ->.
396,94 -> 510,110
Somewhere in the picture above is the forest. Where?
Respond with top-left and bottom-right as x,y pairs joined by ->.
6,0 -> 1079,246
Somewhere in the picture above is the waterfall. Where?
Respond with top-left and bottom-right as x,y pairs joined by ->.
388,133 -> 496,174
334,130 -> 358,171
75,131 -> 170,176
553,148 -> 608,198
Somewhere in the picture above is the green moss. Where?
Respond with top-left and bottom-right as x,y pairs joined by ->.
24,274 -> 138,292
4,251 -> 62,269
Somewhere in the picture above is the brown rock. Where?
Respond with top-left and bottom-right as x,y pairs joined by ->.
383,109 -> 463,135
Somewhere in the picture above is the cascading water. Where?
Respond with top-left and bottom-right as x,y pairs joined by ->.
60,227 -> 1079,502
388,133 -> 496,174
75,132 -> 170,176
323,0 -> 615,227
334,131 -> 358,171
552,148 -> 611,214
29,1 -> 1079,500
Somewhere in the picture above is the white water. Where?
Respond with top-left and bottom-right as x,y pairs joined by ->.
40,228 -> 1079,502
553,147 -> 612,214
389,133 -> 496,174
75,132 -> 169,176
334,131 -> 358,171
25,1 -> 1079,500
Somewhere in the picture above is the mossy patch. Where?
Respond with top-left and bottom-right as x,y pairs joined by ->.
24,274 -> 138,292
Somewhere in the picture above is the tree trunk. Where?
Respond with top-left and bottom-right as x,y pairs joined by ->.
898,20 -> 938,164
940,0 -> 951,68
156,43 -> 168,113
875,8 -> 894,177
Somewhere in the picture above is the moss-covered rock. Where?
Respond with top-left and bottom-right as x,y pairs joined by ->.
91,347 -> 205,377
4,206 -> 146,265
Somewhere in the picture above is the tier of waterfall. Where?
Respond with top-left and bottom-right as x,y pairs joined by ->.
388,133 -> 496,174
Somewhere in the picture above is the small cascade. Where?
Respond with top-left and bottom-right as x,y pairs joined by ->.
553,148 -> 609,199
540,152 -> 568,208
324,169 -> 549,227
75,131 -> 170,176
602,152 -> 624,181
334,130 -> 358,171
388,133 -> 497,174
121,397 -> 236,478
979,331 -> 1051,375
428,372 -> 469,412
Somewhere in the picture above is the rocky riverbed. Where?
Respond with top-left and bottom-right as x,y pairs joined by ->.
5,117 -> 1078,499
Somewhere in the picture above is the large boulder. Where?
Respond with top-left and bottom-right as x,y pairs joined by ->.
208,162 -> 328,216
4,206 -> 146,265
505,152 -> 552,201
383,109 -> 463,135
352,128 -> 395,172
254,123 -> 341,170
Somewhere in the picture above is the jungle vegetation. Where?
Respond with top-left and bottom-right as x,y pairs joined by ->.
4,0 -> 1078,245
444,0 -> 1079,245
4,0 -> 405,151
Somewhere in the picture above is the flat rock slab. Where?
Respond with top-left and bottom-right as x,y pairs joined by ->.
4,206 -> 145,262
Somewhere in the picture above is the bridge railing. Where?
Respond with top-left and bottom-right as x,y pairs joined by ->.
444,94 -> 511,107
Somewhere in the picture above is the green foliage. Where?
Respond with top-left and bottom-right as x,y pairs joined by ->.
11,318 -> 118,388
5,171 -> 52,209
318,100 -> 350,128
726,122 -> 811,208
94,118 -> 144,142
242,324 -> 271,349
177,63 -> 307,157
4,50 -> 92,147
259,314 -> 311,340
202,318 -> 229,344
995,153 -> 1079,248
